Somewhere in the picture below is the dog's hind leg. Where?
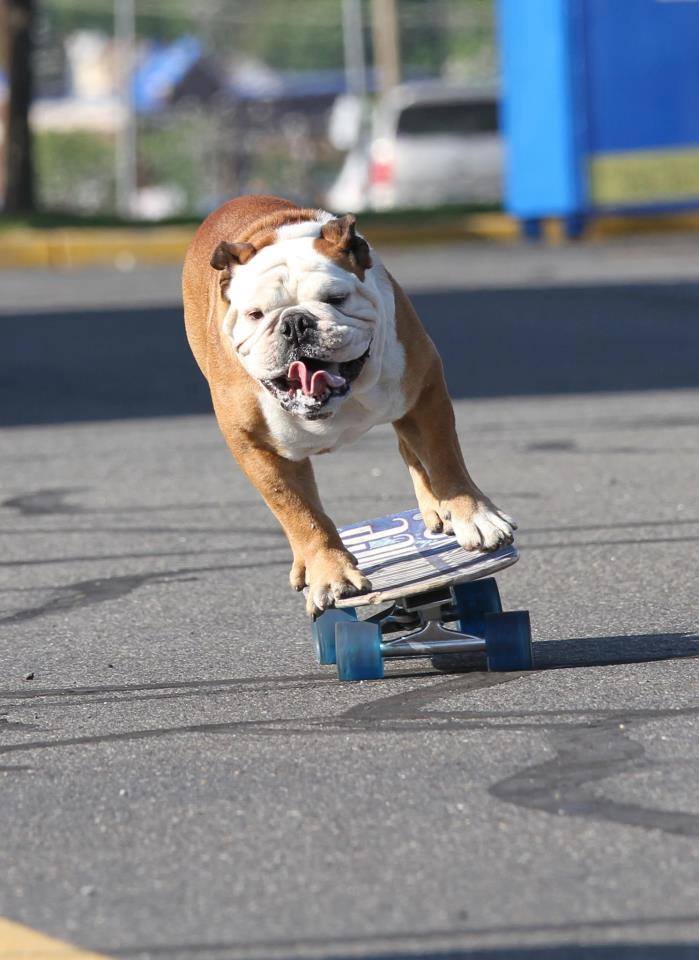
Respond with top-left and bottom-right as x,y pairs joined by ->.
397,437 -> 450,534
393,359 -> 516,552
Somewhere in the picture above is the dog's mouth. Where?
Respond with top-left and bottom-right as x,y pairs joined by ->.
262,348 -> 370,420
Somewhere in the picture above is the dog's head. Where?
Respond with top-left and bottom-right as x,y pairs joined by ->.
211,215 -> 378,420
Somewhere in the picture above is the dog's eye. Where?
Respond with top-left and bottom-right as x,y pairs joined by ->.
325,294 -> 347,307
247,309 -> 264,321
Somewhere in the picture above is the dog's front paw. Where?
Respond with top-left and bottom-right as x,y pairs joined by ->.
444,496 -> 517,552
301,548 -> 371,617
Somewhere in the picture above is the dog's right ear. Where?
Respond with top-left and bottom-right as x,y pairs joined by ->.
210,241 -> 256,272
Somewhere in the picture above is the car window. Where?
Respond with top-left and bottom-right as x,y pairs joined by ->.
396,100 -> 498,136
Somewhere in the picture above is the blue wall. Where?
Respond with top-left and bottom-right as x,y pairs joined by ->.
584,0 -> 699,153
498,0 -> 586,217
499,0 -> 699,219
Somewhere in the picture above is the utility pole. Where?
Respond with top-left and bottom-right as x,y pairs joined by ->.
370,0 -> 400,95
342,0 -> 367,99
114,0 -> 137,218
4,0 -> 35,214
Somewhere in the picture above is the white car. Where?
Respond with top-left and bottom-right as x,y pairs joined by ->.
326,82 -> 502,212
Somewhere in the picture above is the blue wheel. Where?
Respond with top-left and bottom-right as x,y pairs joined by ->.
454,578 -> 502,627
484,611 -> 533,671
311,607 -> 357,665
431,578 -> 502,673
335,621 -> 384,682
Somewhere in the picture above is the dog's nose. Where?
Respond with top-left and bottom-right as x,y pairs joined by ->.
280,311 -> 315,345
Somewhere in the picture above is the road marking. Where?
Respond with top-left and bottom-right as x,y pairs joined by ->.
0,919 -> 113,960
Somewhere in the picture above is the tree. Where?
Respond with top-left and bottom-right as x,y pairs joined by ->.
4,0 -> 35,213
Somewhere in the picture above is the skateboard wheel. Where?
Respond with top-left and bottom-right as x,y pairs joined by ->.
484,611 -> 533,671
431,578 -> 503,673
454,577 -> 502,626
335,621 -> 384,682
311,608 -> 358,665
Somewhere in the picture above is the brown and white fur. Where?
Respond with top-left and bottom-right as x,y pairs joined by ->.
182,195 -> 515,616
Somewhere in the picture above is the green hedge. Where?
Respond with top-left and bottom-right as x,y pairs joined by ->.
35,130 -> 115,213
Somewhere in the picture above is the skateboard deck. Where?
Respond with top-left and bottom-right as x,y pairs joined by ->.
336,508 -> 518,607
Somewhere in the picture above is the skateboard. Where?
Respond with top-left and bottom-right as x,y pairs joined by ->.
309,508 -> 533,682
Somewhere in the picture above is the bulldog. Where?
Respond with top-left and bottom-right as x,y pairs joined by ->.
182,195 -> 515,616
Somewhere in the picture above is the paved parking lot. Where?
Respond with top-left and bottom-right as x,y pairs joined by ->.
1,236 -> 697,959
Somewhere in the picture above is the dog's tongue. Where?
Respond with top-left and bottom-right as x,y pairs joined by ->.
288,360 -> 346,398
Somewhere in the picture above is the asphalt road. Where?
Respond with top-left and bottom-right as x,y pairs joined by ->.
0,236 -> 698,960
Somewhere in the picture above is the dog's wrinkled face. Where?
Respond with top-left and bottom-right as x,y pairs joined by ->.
213,224 -> 378,420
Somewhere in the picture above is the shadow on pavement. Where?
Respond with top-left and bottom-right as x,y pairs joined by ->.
3,282 -> 699,426
433,632 -> 697,677
112,939 -> 699,960
533,631 -> 699,670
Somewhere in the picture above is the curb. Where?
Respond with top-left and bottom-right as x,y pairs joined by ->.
0,217 -> 517,269
0,225 -> 195,269
1,211 -> 698,269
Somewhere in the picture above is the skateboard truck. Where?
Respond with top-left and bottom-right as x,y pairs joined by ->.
380,607 -> 485,660
311,578 -> 533,682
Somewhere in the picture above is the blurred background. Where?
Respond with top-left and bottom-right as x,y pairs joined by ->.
2,0 -> 698,233
0,0 -> 501,221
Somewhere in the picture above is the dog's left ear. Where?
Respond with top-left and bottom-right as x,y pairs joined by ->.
320,215 -> 372,272
210,241 -> 256,297
210,241 -> 257,272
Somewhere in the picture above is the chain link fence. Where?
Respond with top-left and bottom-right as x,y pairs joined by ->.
29,0 -> 496,217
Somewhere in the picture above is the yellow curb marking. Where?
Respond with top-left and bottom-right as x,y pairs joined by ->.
0,918 -> 114,960
1,212 -> 699,269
